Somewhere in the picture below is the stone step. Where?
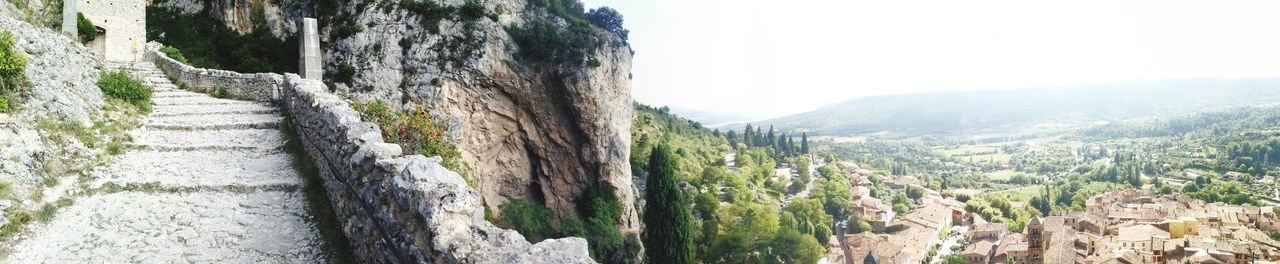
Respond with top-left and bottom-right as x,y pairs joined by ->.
151,96 -> 262,106
91,148 -> 301,188
129,128 -> 286,151
152,104 -> 279,117
3,192 -> 325,263
145,113 -> 282,130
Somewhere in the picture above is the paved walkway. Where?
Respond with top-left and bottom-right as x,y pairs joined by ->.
4,62 -> 327,262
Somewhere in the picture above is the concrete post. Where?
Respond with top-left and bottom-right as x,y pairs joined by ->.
299,18 -> 322,80
61,0 -> 76,38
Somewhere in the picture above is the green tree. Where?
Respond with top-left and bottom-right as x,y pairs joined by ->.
643,144 -> 696,263
765,230 -> 823,264
801,133 -> 810,154
586,7 -> 629,41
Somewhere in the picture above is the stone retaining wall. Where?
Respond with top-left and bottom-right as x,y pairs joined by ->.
144,44 -> 593,263
145,42 -> 283,102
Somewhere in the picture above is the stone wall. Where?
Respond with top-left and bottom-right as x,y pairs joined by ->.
145,45 -> 594,263
146,43 -> 282,102
77,0 -> 146,61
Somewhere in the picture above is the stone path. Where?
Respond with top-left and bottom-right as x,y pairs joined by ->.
4,62 -> 328,263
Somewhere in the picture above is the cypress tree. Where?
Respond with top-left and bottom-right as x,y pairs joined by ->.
644,144 -> 695,263
801,133 -> 809,154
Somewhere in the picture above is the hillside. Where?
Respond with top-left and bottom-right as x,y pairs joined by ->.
758,78 -> 1280,135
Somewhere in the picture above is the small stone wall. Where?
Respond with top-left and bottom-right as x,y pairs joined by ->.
144,43 -> 593,263
145,43 -> 283,102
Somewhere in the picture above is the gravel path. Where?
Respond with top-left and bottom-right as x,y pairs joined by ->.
3,63 -> 327,263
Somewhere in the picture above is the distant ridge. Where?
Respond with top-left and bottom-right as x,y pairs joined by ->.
752,78 -> 1280,135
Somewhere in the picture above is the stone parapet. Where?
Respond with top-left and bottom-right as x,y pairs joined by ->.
145,42 -> 283,102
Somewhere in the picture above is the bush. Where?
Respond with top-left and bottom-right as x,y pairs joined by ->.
0,31 -> 27,113
350,100 -> 466,180
333,63 -> 355,86
160,46 -> 189,64
587,7 -> 628,42
500,199 -> 556,241
508,18 -> 597,66
76,12 -> 98,42
98,70 -> 152,111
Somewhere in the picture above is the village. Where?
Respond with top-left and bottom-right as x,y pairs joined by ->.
820,162 -> 1280,264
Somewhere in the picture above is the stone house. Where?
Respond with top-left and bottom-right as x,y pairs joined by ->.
75,0 -> 146,62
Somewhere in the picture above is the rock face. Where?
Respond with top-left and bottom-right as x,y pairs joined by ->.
0,9 -> 104,186
0,11 -> 104,124
332,0 -> 638,234
151,0 -> 641,235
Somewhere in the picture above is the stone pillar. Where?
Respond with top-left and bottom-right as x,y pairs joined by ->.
60,0 -> 76,38
299,18 -> 322,80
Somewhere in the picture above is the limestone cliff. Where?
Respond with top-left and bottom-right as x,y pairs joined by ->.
150,0 -> 640,239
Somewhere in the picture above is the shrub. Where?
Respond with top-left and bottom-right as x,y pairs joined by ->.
350,100 -> 466,180
0,31 -> 27,113
333,63 -> 355,86
76,12 -> 98,42
500,199 -> 555,241
160,46 -> 189,64
587,7 -> 628,42
508,18 -> 597,66
98,70 -> 152,111
401,0 -> 456,34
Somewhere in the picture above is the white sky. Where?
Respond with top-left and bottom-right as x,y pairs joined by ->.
581,0 -> 1280,118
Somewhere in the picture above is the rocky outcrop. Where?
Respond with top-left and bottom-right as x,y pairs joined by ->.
327,0 -> 639,235
0,9 -> 104,186
0,11 -> 103,124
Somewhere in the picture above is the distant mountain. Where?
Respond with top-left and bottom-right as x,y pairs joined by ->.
758,78 -> 1280,135
667,106 -> 760,127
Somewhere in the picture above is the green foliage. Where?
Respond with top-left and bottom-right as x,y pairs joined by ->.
36,203 -> 57,222
577,185 -> 638,262
586,7 -> 628,42
159,46 -> 189,64
0,31 -> 25,113
781,198 -> 833,245
643,144 -> 696,263
499,199 -> 556,241
508,18 -> 597,66
76,12 -> 98,42
333,63 -> 356,86
147,7 -> 297,73
98,70 -> 152,111
350,100 -> 467,181
765,230 -> 823,264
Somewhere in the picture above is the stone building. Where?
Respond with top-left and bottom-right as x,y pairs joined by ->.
76,0 -> 146,61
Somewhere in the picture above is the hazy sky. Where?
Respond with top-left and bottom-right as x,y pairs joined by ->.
579,0 -> 1280,119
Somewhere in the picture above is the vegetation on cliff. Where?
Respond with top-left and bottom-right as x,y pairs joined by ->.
349,100 -> 466,181
0,30 -> 26,113
145,4 -> 296,73
511,0 -> 629,67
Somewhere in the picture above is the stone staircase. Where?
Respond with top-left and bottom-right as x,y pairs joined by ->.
4,62 -> 329,262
